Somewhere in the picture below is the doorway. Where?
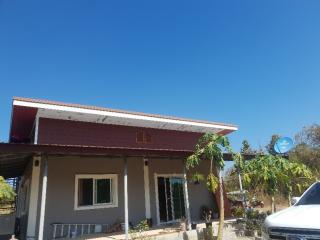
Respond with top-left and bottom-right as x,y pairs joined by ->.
155,175 -> 186,224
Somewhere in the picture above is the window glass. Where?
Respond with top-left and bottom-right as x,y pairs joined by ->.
298,182 -> 320,205
78,178 -> 93,206
95,179 -> 111,204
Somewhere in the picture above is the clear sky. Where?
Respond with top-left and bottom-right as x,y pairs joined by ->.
1,0 -> 320,151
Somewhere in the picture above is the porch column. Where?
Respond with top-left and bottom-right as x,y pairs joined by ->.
26,156 -> 41,240
183,162 -> 192,230
143,158 -> 151,220
38,157 -> 48,240
124,157 -> 129,240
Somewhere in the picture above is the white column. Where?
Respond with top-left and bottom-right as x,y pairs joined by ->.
34,114 -> 39,144
38,157 -> 48,240
124,157 -> 129,240
143,158 -> 151,219
183,162 -> 192,230
26,156 -> 41,240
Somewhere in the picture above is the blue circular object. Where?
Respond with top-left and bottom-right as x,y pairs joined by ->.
274,137 -> 294,154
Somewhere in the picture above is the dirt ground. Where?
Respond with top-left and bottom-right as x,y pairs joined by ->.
57,220 -> 256,240
257,194 -> 290,212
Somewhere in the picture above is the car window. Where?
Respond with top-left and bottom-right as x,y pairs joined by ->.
297,182 -> 320,205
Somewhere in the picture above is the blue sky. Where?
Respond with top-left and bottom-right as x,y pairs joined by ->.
1,0 -> 320,152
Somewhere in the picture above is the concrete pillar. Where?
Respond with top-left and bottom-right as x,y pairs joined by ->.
143,158 -> 151,220
183,161 -> 192,230
26,156 -> 41,240
38,157 -> 48,240
124,157 -> 129,240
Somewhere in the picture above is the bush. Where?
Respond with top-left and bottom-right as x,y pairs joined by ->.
244,209 -> 267,236
0,177 -> 16,203
129,220 -> 151,240
232,207 -> 245,218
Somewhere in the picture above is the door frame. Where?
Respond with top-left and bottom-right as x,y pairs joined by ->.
154,173 -> 185,225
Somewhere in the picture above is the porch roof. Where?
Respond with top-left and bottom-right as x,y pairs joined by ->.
0,143 -> 256,178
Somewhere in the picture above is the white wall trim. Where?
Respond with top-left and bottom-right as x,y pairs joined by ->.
74,174 -> 118,211
26,156 -> 41,240
13,99 -> 238,132
143,158 -> 151,219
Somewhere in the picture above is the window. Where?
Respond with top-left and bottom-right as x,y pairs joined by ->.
136,131 -> 152,144
297,182 -> 320,205
75,174 -> 118,210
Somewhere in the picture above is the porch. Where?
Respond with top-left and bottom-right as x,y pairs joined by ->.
0,143 -> 255,240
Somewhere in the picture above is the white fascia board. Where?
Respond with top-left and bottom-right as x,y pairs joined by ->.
13,100 -> 238,131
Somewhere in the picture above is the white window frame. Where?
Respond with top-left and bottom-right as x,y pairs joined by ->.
74,174 -> 118,210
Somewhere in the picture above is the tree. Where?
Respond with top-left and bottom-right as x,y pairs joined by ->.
240,140 -> 255,154
243,155 -> 313,213
243,155 -> 280,213
186,133 -> 232,240
232,152 -> 247,207
0,176 -> 16,203
280,161 -> 313,205
290,144 -> 320,177
266,134 -> 281,155
296,124 -> 320,148
290,124 -> 320,174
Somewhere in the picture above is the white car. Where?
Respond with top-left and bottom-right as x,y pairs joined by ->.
262,181 -> 320,240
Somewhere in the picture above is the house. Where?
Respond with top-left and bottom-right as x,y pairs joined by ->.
0,97 -> 238,240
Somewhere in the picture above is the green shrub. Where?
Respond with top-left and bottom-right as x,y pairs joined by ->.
233,207 -> 245,218
0,177 -> 16,203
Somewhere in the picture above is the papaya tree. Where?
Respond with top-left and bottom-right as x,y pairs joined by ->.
243,155 -> 313,213
186,133 -> 232,240
243,155 -> 281,213
232,152 -> 247,207
280,161 -> 313,206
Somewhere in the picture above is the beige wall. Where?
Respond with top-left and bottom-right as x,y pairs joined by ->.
148,158 -> 216,224
39,156 -> 216,239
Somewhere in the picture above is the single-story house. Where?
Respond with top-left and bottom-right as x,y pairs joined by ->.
0,97 -> 238,240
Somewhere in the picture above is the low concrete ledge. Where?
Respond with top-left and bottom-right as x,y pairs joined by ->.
0,214 -> 15,235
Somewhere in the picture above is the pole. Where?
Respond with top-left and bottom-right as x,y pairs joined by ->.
124,157 -> 129,240
38,157 -> 48,240
183,162 -> 191,230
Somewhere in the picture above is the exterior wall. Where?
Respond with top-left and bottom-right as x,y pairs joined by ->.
41,156 -> 217,239
43,156 -> 145,240
38,118 -> 202,150
148,158 -> 216,224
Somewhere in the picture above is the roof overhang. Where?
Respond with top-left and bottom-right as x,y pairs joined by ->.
10,97 -> 238,142
0,143 -> 256,179
0,143 -> 194,178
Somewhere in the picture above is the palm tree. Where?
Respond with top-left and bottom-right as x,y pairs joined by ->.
186,133 -> 232,240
